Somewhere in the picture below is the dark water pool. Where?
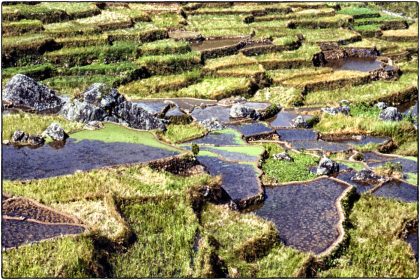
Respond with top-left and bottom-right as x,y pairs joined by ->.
2,218 -> 85,249
406,229 -> 418,262
372,180 -> 417,203
191,106 -> 232,123
2,139 -> 179,180
197,156 -> 262,204
276,128 -> 319,141
325,58 -> 383,72
269,111 -> 312,128
230,122 -> 274,138
254,178 -> 350,254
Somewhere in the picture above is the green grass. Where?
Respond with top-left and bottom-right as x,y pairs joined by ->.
405,173 -> 418,185
2,19 -> 43,35
71,123 -> 178,151
118,69 -> 202,99
261,143 -> 318,184
137,51 -> 201,75
337,7 -> 380,17
160,123 -> 207,144
3,163 -> 212,204
138,39 -> 191,56
2,235 -> 97,278
44,74 -> 122,96
176,76 -> 252,100
200,203 -> 310,277
287,28 -> 361,44
251,86 -> 304,108
111,197 -> 198,278
353,24 -> 382,32
319,195 -> 417,278
336,160 -> 366,171
204,54 -> 257,71
268,67 -> 334,84
315,111 -> 417,156
305,73 -> 418,106
2,63 -> 54,81
65,61 -> 138,76
151,13 -> 185,29
2,112 -> 84,140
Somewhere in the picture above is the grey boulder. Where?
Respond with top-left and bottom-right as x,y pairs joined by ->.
229,104 -> 258,119
291,115 -> 309,128
11,130 -> 44,146
379,107 -> 402,121
42,123 -> 67,141
2,74 -> 63,113
199,118 -> 224,131
316,157 -> 339,176
273,152 -> 294,162
376,102 -> 388,110
351,169 -> 386,184
61,83 -> 166,131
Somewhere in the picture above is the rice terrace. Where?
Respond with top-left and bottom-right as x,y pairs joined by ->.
1,1 -> 419,278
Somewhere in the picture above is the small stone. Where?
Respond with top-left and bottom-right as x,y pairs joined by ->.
199,118 -> 224,131
316,157 -> 339,176
321,106 -> 350,116
27,135 -> 45,146
291,115 -> 309,128
351,169 -> 386,184
11,130 -> 28,143
84,121 -> 104,130
376,102 -> 388,110
273,152 -> 294,162
379,107 -> 402,121
229,104 -> 258,119
42,123 -> 67,141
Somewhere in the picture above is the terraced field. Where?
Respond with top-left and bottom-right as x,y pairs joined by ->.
1,2 -> 418,278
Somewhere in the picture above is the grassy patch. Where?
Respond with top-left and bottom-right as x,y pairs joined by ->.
204,54 -> 257,71
137,51 -> 201,75
3,164 -> 212,204
2,235 -> 97,278
176,76 -> 253,100
71,123 -> 178,151
111,197 -> 198,277
2,112 -> 84,140
159,123 -> 207,144
2,63 -> 54,81
319,195 -> 417,278
251,86 -> 304,108
405,173 -> 418,185
2,19 -> 43,35
118,69 -> 202,99
261,143 -> 318,184
305,73 -> 418,106
138,39 -> 190,56
200,203 -> 310,277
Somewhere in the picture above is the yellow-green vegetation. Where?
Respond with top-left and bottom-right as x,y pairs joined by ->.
203,53 -> 257,71
319,195 -> 417,277
268,67 -> 334,85
337,6 -> 380,18
315,105 -> 417,155
52,199 -> 127,240
251,86 -> 304,108
282,70 -> 370,92
200,203 -> 310,277
2,236 -> 97,278
2,19 -> 44,36
261,143 -> 318,184
3,164 -> 212,204
138,39 -> 191,56
288,14 -> 352,29
176,76 -> 253,99
159,123 -> 207,144
210,145 -> 265,158
111,197 -> 198,277
381,24 -> 418,42
305,73 -> 418,106
255,44 -> 322,69
137,51 -> 201,75
2,112 -> 84,140
118,69 -> 202,99
71,123 -> 179,151
405,173 -> 418,185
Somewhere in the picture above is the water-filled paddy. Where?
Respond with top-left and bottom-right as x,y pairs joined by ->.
325,58 -> 383,72
372,180 -> 418,202
254,178 -> 350,254
2,139 -> 179,180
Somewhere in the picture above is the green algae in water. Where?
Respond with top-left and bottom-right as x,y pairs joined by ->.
70,123 -> 179,152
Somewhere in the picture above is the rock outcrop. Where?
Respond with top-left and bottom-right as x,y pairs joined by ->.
379,106 -> 402,121
230,104 -> 259,119
199,118 -> 224,131
291,115 -> 309,128
42,123 -> 67,141
2,74 -> 64,113
11,130 -> 45,146
351,169 -> 386,184
273,152 -> 294,162
316,157 -> 339,176
61,83 -> 166,130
